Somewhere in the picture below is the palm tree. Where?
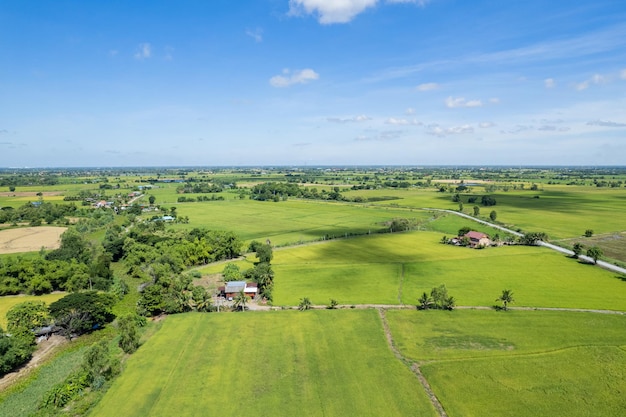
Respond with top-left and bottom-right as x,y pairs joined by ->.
298,297 -> 312,311
417,292 -> 433,310
496,289 -> 514,311
233,290 -> 248,312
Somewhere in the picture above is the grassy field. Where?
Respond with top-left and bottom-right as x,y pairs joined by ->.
263,231 -> 626,310
0,293 -> 65,329
386,309 -> 626,416
170,198 -> 432,246
345,184 -> 626,240
88,310 -> 437,417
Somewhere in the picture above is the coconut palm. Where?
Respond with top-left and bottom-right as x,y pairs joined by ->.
417,292 -> 434,310
233,290 -> 248,312
496,289 -> 515,311
298,297 -> 312,311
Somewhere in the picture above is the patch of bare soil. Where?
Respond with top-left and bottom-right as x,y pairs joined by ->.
0,226 -> 66,254
0,335 -> 68,391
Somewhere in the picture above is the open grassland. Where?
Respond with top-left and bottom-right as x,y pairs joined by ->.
268,231 -> 626,310
386,310 -> 626,416
0,293 -> 65,329
0,227 -> 66,255
88,310 -> 437,417
170,199 -> 432,245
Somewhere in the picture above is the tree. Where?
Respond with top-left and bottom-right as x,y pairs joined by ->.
458,202 -> 463,212
496,289 -> 515,311
584,229 -> 594,237
255,243 -> 273,264
298,297 -> 312,311
49,292 -> 116,339
6,301 -> 50,333
519,232 -> 548,246
233,290 -> 248,311
9,186 -> 15,192
586,246 -> 603,264
430,284 -> 455,310
327,299 -> 338,309
489,210 -> 497,221
117,315 -> 140,354
417,292 -> 433,310
481,195 -> 497,206
572,242 -> 584,259
473,206 -> 480,216
222,263 -> 242,281
1,325 -> 35,376
458,226 -> 471,236
82,340 -> 120,387
148,195 -> 156,205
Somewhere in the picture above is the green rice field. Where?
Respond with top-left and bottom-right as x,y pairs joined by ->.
265,231 -> 626,310
386,309 -> 626,416
88,310 -> 437,417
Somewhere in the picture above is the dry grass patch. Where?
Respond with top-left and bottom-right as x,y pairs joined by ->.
0,226 -> 66,254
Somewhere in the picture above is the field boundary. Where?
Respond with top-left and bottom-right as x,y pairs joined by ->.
378,309 -> 448,417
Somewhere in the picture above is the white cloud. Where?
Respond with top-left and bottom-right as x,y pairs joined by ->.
587,120 -> 626,127
269,68 -> 320,87
246,28 -> 263,43
544,78 -> 555,88
385,117 -> 422,126
288,0 -> 430,24
355,129 -> 404,141
327,114 -> 371,123
134,43 -> 152,60
621,69 -> 626,80
591,73 -> 607,84
489,98 -> 500,104
479,122 -> 495,128
405,107 -> 416,115
109,49 -> 119,57
426,124 -> 474,137
445,96 -> 483,108
416,82 -> 439,91
575,81 -> 589,91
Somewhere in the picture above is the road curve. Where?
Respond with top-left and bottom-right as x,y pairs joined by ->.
423,208 -> 626,276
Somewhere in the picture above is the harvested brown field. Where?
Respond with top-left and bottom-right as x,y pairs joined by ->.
0,226 -> 66,254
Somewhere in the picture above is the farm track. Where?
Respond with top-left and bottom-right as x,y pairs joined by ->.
378,309 -> 448,417
0,335 -> 67,391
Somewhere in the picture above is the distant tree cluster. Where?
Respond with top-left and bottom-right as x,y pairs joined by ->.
137,274 -> 213,316
176,182 -> 223,194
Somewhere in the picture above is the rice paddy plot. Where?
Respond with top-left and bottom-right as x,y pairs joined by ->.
88,310 -> 437,417
386,310 -> 626,417
170,199 -> 431,245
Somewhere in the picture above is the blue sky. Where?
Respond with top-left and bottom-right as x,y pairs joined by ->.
1,0 -> 625,167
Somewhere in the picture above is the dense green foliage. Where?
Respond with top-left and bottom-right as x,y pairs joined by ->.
0,325 -> 36,376
49,292 -> 116,338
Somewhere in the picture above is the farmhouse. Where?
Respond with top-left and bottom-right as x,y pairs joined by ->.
219,281 -> 258,300
464,231 -> 491,248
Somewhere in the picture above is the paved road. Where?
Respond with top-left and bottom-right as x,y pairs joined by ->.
424,208 -> 626,276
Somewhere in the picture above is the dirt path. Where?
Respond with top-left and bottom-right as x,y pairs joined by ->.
378,309 -> 448,417
0,335 -> 67,391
